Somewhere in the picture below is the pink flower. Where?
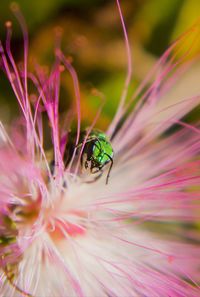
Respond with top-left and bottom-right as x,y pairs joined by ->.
0,2 -> 200,296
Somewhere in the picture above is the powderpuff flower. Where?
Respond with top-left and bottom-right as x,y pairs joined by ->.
0,1 -> 200,297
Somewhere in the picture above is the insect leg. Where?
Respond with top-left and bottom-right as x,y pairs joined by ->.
85,169 -> 103,183
104,154 -> 113,185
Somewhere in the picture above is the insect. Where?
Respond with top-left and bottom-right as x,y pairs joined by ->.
64,129 -> 114,184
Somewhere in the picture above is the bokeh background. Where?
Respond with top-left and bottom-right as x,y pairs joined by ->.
0,0 -> 200,129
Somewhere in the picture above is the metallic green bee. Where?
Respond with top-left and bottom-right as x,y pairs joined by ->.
64,129 -> 114,184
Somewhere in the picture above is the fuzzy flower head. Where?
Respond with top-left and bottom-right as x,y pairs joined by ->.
0,2 -> 200,296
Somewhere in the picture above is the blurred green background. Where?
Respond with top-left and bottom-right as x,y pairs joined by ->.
0,0 -> 200,128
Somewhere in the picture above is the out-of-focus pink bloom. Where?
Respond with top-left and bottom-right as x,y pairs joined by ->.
0,2 -> 200,297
